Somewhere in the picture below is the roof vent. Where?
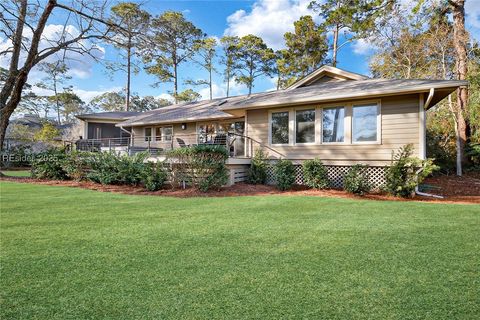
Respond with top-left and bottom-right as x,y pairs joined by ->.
214,99 -> 228,106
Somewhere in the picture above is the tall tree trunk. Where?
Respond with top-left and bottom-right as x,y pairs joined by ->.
0,0 -> 55,151
53,74 -> 61,124
450,0 -> 469,175
441,44 -> 463,176
226,67 -> 230,97
126,36 -> 132,111
173,62 -> 178,104
209,64 -> 212,100
332,24 -> 339,67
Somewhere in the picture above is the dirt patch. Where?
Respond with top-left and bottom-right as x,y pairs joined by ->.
1,174 -> 479,204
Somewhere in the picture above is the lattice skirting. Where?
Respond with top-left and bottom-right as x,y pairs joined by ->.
265,164 -> 387,189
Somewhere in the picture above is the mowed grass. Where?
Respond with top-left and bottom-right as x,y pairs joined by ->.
0,181 -> 479,320
0,170 -> 30,177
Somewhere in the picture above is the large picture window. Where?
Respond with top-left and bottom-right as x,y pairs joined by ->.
322,107 -> 344,143
352,104 -> 378,142
296,109 -> 315,143
271,111 -> 289,144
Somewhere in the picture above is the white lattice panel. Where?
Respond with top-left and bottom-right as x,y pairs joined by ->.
265,163 -> 387,189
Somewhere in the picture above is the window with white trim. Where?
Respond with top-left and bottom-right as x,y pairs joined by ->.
352,104 -> 378,142
295,109 -> 315,143
322,107 -> 344,143
271,111 -> 289,145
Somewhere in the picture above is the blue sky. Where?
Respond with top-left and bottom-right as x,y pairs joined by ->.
70,0 -> 382,102
2,0 -> 479,104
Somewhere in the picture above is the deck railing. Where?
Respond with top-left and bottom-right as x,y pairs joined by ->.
72,132 -> 285,159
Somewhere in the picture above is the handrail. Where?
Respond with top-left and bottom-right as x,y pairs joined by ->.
72,132 -> 286,159
229,132 -> 286,159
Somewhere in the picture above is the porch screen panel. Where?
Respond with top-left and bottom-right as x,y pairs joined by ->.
322,107 -> 344,143
271,111 -> 289,144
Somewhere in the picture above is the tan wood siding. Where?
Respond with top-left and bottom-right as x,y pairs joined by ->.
246,94 -> 421,165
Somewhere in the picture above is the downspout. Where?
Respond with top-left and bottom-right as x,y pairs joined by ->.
415,88 -> 443,199
119,126 -> 133,151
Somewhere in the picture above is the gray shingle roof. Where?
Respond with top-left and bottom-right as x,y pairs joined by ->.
220,78 -> 468,110
76,111 -> 140,121
107,78 -> 466,127
116,98 -> 242,127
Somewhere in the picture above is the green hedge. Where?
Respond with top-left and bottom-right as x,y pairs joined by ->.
30,148 -> 167,191
274,159 -> 295,191
302,158 -> 329,189
343,164 -> 371,195
167,144 -> 229,191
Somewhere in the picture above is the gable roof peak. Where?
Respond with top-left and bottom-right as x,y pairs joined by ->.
286,65 -> 369,90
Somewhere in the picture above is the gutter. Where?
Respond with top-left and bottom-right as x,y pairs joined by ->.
415,87 -> 443,199
424,87 -> 435,109
415,167 -> 444,199
119,126 -> 132,136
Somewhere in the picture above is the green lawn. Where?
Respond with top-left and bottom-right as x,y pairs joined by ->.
0,170 -> 31,177
0,181 -> 479,319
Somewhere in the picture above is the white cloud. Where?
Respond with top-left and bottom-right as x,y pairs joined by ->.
30,85 -> 122,104
466,0 -> 480,41
199,83 -> 227,100
224,0 -> 317,50
155,93 -> 175,102
0,24 -> 104,81
352,39 -> 376,55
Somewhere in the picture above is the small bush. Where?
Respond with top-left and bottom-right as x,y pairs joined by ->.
248,149 -> 268,184
87,151 -> 149,186
198,165 -> 229,192
302,158 -> 329,189
167,144 -> 229,192
343,164 -> 371,195
31,148 -> 69,180
142,162 -> 167,191
466,142 -> 480,166
63,151 -> 93,181
385,144 -> 439,197
274,159 -> 295,191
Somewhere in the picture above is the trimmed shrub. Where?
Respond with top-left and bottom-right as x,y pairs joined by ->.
385,144 -> 439,197
274,159 -> 295,191
167,144 -> 229,192
302,158 -> 329,189
63,151 -> 93,181
198,165 -> 229,192
343,164 -> 371,195
142,162 -> 167,191
248,149 -> 268,184
87,151 -> 149,186
31,148 -> 69,180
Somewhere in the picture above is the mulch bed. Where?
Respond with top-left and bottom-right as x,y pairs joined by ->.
1,173 -> 479,204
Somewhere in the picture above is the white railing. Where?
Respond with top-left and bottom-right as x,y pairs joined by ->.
72,132 -> 285,159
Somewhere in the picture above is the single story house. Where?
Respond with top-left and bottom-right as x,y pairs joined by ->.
76,66 -> 467,186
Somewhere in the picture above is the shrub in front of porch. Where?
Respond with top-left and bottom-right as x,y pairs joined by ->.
248,149 -> 268,185
343,164 -> 372,195
31,148 -> 70,180
302,158 -> 330,189
384,144 -> 439,197
167,145 -> 229,191
274,159 -> 295,191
